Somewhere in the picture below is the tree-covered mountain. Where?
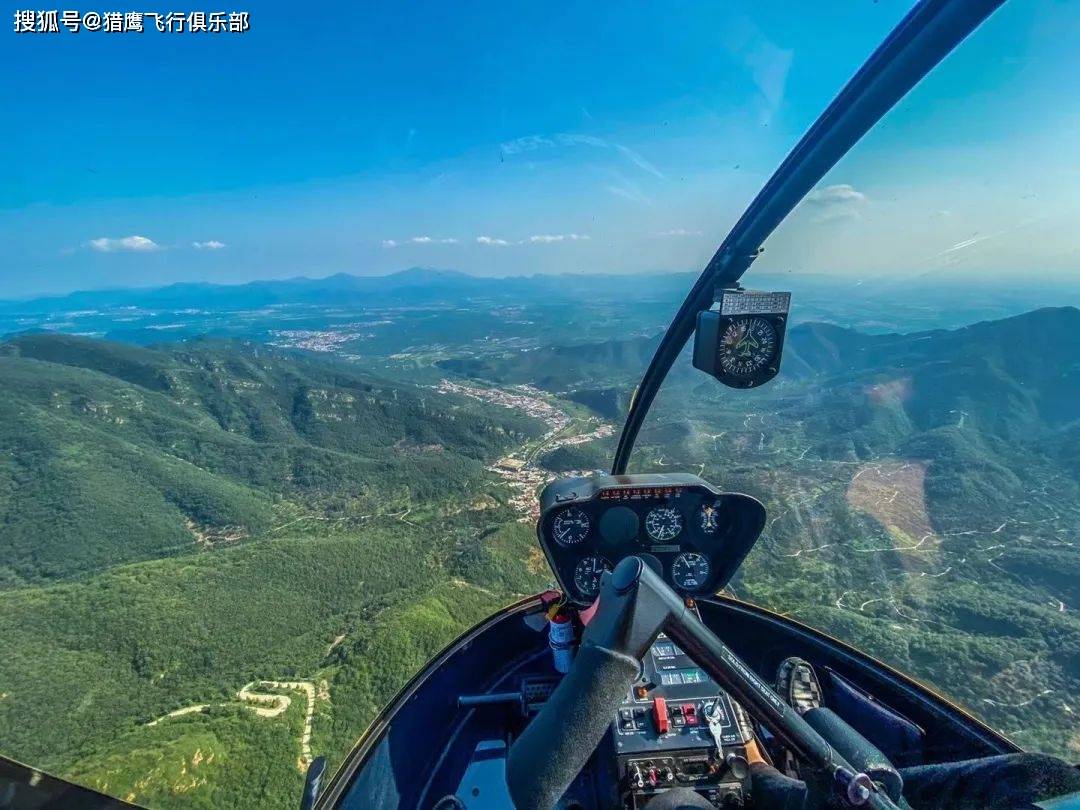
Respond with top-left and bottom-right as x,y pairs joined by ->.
0,334 -> 542,587
0,333 -> 552,807
5,270 -> 1077,355
446,306 -> 1079,436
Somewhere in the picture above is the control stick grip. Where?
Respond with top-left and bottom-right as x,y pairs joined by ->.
506,642 -> 639,810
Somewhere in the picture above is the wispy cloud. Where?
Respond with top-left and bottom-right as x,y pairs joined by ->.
499,134 -> 556,155
381,235 -> 458,248
88,235 -> 160,253
715,6 -> 792,124
614,144 -> 664,180
192,240 -> 226,250
801,184 -> 868,221
941,235 -> 991,254
528,233 -> 589,243
913,218 -> 1044,277
607,181 -> 652,206
655,228 -> 702,238
385,233 -> 590,249
500,132 -> 665,180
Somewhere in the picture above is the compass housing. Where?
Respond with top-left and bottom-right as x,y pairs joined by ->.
693,290 -> 790,388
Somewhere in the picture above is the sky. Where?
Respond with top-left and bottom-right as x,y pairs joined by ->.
2,0 -> 1079,298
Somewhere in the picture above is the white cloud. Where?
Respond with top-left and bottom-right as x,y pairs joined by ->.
476,235 -> 510,246
192,240 -> 226,250
801,184 -> 868,220
528,233 -> 590,243
806,184 -> 868,205
382,236 -> 458,247
656,228 -> 702,238
88,235 -> 159,253
553,133 -> 608,149
410,235 -> 457,244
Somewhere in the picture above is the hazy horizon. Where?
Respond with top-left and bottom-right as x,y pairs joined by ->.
4,263 -> 1080,306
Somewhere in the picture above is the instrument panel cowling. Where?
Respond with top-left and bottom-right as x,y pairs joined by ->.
537,473 -> 766,605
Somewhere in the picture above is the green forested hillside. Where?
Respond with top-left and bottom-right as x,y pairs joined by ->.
0,512 -> 548,807
0,334 -> 551,807
0,334 -> 541,587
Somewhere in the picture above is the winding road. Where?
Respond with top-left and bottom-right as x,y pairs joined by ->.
146,679 -> 318,772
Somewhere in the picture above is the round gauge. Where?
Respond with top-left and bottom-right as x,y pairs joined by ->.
671,552 -> 712,592
552,507 -> 590,547
573,556 -> 611,599
698,502 -> 723,535
645,506 -> 683,543
718,317 -> 778,377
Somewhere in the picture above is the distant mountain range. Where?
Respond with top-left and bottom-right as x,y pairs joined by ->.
3,267 -> 1077,333
445,306 -> 1080,434
0,268 -> 697,315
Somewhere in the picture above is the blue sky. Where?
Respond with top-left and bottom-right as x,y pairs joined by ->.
2,0 -> 1078,297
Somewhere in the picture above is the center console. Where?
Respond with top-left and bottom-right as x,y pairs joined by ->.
614,632 -> 755,808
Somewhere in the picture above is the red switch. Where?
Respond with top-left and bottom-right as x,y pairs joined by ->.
652,697 -> 669,734
682,703 -> 698,726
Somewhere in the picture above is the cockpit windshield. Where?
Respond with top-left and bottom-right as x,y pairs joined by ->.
639,0 -> 1080,761
0,1 -> 1076,808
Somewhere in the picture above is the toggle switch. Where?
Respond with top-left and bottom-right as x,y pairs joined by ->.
652,697 -> 669,734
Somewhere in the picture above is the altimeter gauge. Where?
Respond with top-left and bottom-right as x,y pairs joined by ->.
552,507 -> 590,547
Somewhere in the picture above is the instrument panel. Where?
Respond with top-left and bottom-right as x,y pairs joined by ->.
537,473 -> 766,605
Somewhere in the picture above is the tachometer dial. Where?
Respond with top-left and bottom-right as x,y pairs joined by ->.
671,552 -> 712,592
645,506 -> 683,543
573,556 -> 611,599
718,317 -> 778,378
698,502 -> 723,535
552,507 -> 590,547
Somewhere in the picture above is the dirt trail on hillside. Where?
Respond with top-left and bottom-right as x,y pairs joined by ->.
145,679 -> 317,771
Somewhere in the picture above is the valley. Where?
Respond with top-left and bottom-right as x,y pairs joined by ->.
438,378 -> 616,519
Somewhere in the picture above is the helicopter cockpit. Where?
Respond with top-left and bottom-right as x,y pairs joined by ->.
3,2 -> 1080,809
310,2 -> 1080,808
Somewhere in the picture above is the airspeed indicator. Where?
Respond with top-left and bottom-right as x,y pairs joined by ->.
645,506 -> 683,543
